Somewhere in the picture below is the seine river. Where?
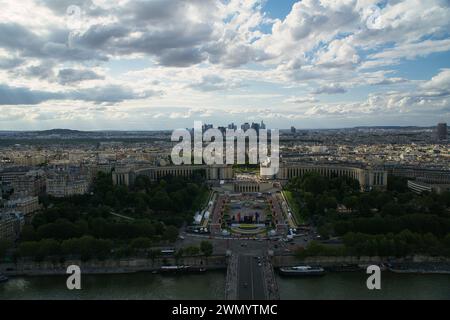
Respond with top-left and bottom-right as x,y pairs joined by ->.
1,271 -> 449,300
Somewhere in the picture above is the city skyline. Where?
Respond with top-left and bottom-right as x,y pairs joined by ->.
0,121 -> 447,132
0,0 -> 450,130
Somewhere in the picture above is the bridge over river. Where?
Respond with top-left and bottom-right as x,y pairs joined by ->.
225,254 -> 280,300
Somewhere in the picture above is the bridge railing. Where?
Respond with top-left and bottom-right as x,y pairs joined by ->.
261,256 -> 280,300
225,254 -> 238,300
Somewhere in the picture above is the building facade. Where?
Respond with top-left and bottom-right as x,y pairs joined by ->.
112,165 -> 234,186
275,163 -> 388,191
437,123 -> 448,141
386,165 -> 450,185
0,211 -> 24,241
233,181 -> 273,193
5,196 -> 41,217
407,180 -> 450,195
46,173 -> 89,198
11,170 -> 46,196
113,162 -> 387,191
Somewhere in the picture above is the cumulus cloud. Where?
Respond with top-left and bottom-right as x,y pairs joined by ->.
313,84 -> 348,95
0,84 -> 63,105
0,0 -> 449,128
370,77 -> 408,86
421,69 -> 450,94
0,84 -> 158,105
57,68 -> 104,84
303,69 -> 450,118
315,37 -> 360,68
20,62 -> 56,80
0,22 -> 108,63
0,57 -> 24,69
284,96 -> 318,104
188,75 -> 243,92
70,85 -> 159,104
1,0 -> 449,71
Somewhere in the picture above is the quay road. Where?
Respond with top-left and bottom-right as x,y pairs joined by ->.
226,253 -> 280,300
237,255 -> 266,300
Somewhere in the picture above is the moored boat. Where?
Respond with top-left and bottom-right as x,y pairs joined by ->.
160,265 -> 191,273
279,265 -> 325,276
0,274 -> 8,283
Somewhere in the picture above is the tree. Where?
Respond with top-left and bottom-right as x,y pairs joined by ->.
316,194 -> 337,214
78,236 -> 96,261
387,175 -> 409,193
150,190 -> 172,211
200,241 -> 213,257
303,241 -> 326,256
163,226 -> 179,242
130,237 -> 153,250
134,175 -> 152,191
0,240 -> 12,260
20,225 -> 37,241
148,249 -> 161,263
443,234 -> 450,256
36,219 -> 81,240
301,173 -> 329,195
61,238 -> 79,257
92,239 -> 113,260
18,241 -> 40,259
183,246 -> 200,256
37,239 -> 61,260
317,223 -> 333,239
174,248 -> 184,263
342,196 -> 358,211
381,202 -> 405,216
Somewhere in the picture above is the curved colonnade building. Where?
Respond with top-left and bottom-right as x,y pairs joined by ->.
275,163 -> 387,191
112,162 -> 387,191
113,164 -> 234,186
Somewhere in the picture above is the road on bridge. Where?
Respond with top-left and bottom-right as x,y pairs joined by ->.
237,255 -> 266,300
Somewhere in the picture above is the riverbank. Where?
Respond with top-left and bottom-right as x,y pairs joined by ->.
2,254 -> 450,277
273,254 -> 450,275
388,262 -> 450,275
0,256 -> 227,277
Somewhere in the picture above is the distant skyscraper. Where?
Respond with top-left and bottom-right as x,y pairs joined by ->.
437,123 -> 448,141
260,121 -> 266,130
202,123 -> 213,132
241,123 -> 250,131
251,122 -> 260,132
291,126 -> 296,134
228,123 -> 237,130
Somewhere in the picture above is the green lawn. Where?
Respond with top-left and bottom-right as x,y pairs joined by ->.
282,190 -> 304,225
194,188 -> 212,211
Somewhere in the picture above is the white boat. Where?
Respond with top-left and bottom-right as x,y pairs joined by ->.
279,265 -> 325,276
160,266 -> 191,273
0,274 -> 8,283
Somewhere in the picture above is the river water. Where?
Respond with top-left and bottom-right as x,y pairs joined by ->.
0,271 -> 449,300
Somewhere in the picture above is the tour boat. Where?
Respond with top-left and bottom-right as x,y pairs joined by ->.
278,265 -> 325,276
0,274 -> 8,283
160,266 -> 191,273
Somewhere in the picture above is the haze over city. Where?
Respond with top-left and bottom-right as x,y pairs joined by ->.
0,0 -> 449,130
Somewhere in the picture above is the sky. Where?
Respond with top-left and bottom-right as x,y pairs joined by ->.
0,0 -> 449,130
